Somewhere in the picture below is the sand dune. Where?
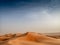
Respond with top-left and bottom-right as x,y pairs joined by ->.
8,32 -> 60,45
0,32 -> 60,45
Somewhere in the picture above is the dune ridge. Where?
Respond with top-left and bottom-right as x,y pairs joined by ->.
8,32 -> 60,45
0,32 -> 60,45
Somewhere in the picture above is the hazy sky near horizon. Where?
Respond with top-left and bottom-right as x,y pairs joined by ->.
0,0 -> 60,34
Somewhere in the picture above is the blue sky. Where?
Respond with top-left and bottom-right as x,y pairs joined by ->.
0,0 -> 60,34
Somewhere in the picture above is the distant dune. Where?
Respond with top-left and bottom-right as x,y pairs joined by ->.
0,32 -> 60,45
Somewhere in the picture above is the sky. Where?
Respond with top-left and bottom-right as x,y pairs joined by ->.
0,0 -> 60,34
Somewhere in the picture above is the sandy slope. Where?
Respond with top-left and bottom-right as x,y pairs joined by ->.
8,32 -> 60,45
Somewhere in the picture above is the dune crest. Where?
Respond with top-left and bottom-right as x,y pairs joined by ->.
8,32 -> 60,45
